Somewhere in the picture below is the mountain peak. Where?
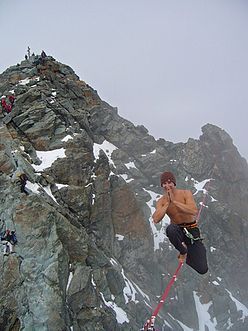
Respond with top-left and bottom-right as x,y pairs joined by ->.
0,55 -> 247,331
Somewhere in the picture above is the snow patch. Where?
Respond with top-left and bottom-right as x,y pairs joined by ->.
18,78 -> 30,85
66,272 -> 73,291
43,185 -> 58,204
33,148 -> 66,172
226,289 -> 248,321
25,181 -> 40,194
125,161 -> 136,169
93,140 -> 117,166
144,188 -> 169,251
193,291 -> 217,331
119,173 -> 133,183
62,135 -> 73,142
56,183 -> 68,189
121,268 -> 139,304
115,234 -> 124,241
193,178 -> 211,195
100,292 -> 129,324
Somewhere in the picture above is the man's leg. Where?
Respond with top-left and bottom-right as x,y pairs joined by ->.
186,241 -> 208,274
4,242 -> 9,255
166,224 -> 188,255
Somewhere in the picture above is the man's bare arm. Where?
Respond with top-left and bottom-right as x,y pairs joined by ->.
170,190 -> 197,216
152,196 -> 170,223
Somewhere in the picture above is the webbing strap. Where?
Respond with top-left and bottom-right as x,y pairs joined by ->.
195,179 -> 212,221
142,261 -> 183,331
183,227 -> 202,244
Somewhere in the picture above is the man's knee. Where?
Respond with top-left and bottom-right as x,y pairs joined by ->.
197,266 -> 208,275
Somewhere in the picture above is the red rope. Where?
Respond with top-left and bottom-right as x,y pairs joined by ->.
143,261 -> 183,331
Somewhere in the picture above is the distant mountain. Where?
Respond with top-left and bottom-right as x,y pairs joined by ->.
0,54 -> 247,331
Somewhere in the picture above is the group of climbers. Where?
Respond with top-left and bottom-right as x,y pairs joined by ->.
0,94 -> 15,114
34,50 -> 47,66
1,229 -> 17,256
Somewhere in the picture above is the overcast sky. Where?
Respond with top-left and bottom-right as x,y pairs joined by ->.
1,0 -> 247,160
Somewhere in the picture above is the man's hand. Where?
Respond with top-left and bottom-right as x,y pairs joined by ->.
166,187 -> 174,203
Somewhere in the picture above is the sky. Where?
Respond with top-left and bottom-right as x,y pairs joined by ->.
0,0 -> 247,161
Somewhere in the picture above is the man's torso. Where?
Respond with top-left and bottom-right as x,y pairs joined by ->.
166,189 -> 195,224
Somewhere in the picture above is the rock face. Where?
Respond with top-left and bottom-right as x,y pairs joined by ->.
0,54 -> 247,331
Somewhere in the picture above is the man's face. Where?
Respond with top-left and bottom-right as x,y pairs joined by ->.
162,180 -> 175,190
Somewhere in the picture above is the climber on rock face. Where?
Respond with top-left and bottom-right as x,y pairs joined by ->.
8,95 -> 15,105
1,94 -> 15,114
19,173 -> 28,194
1,229 -> 17,255
152,171 -> 208,274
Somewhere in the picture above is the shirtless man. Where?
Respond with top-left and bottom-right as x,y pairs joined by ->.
153,171 -> 208,274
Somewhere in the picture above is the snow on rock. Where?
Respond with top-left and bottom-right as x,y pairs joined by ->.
93,140 -> 117,166
193,291 -> 217,331
226,289 -> 248,322
62,135 -> 73,142
144,188 -> 169,251
193,178 -> 211,195
43,185 -> 58,204
124,161 -> 136,169
119,173 -> 133,183
115,234 -> 124,241
66,272 -> 73,291
33,148 -> 66,172
56,183 -> 69,189
100,292 -> 129,324
18,78 -> 30,85
26,181 -> 40,194
121,268 -> 139,304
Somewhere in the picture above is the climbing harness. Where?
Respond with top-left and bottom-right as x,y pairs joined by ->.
183,227 -> 202,244
141,261 -> 183,331
141,177 -> 213,330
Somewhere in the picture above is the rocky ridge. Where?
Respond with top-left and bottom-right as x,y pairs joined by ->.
0,54 -> 247,331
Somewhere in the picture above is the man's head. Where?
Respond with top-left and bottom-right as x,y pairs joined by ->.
160,171 -> 176,187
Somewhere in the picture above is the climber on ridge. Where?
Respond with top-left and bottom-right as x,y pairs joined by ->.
152,171 -> 208,274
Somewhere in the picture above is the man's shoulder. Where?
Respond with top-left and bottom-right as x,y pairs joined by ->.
175,188 -> 193,195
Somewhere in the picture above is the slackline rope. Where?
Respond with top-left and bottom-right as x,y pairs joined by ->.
142,261 -> 183,331
141,177 -> 213,331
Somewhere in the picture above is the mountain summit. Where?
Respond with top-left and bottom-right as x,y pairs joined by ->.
0,53 -> 247,331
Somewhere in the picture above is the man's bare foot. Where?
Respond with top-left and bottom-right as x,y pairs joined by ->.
178,253 -> 187,263
178,242 -> 187,262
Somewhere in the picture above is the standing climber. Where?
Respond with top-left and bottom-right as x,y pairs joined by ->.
8,95 -> 15,106
41,50 -> 47,58
1,229 -> 16,255
18,173 -> 29,195
152,171 -> 208,274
